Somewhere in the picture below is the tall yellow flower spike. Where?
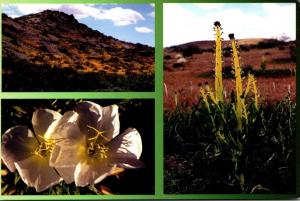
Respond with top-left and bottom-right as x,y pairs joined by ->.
229,33 -> 245,131
252,76 -> 258,109
214,21 -> 224,103
245,74 -> 258,110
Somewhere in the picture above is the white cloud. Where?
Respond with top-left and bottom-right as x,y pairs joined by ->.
148,11 -> 155,17
98,7 -> 144,26
164,3 -> 296,47
2,4 -> 145,26
194,3 -> 224,10
150,3 -> 155,7
135,26 -> 153,33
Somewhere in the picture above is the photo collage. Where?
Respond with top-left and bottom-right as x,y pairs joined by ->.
0,1 -> 298,200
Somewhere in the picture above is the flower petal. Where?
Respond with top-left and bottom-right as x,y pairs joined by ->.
14,155 -> 62,192
107,128 -> 143,168
49,111 -> 84,168
50,140 -> 85,168
74,101 -> 102,137
32,109 -> 62,137
109,153 -> 145,169
99,104 -> 120,140
55,167 -> 76,184
45,111 -> 80,140
1,126 -> 39,172
49,145 -> 77,184
74,159 -> 115,187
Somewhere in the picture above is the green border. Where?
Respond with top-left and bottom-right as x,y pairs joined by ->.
0,194 -> 297,200
296,1 -> 300,197
0,92 -> 156,99
0,0 -> 299,200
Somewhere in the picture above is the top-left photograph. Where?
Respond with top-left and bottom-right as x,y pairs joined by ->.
2,4 -> 155,92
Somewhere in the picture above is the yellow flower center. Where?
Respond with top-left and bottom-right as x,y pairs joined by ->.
34,137 -> 55,158
86,125 -> 110,159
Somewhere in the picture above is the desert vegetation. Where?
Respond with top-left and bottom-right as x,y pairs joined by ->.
2,11 -> 154,92
164,22 -> 295,194
2,58 -> 154,92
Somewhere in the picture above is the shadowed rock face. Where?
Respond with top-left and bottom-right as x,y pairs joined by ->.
2,10 -> 154,75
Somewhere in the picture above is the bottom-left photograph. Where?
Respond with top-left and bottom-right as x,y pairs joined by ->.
1,99 -> 154,195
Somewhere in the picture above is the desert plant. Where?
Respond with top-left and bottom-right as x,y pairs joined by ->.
165,21 -> 295,194
197,24 -> 260,192
214,21 -> 224,103
260,55 -> 266,71
182,45 -> 202,57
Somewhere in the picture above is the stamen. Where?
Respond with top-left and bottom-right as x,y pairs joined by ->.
86,125 -> 110,159
87,125 -> 110,142
34,139 -> 55,158
33,135 -> 66,158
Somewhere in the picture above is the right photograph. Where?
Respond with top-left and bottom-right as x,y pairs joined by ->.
164,3 -> 296,194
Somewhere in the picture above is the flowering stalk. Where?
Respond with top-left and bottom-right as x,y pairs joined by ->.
214,21 -> 223,103
229,33 -> 244,131
252,77 -> 258,109
245,74 -> 258,110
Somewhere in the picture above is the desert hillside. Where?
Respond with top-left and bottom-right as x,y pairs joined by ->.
2,10 -> 154,91
2,10 -> 154,75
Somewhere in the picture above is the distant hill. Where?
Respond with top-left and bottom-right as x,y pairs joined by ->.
166,38 -> 279,52
2,10 -> 154,91
164,38 -> 295,71
163,37 -> 295,108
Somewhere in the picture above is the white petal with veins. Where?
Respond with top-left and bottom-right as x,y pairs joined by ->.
14,155 -> 62,192
99,104 -> 120,140
74,159 -> 115,187
32,109 -> 62,137
1,126 -> 39,172
55,166 -> 76,184
75,101 -> 103,137
108,128 -> 142,158
107,128 -> 143,169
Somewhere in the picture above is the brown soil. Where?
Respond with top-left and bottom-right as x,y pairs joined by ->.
164,39 -> 296,110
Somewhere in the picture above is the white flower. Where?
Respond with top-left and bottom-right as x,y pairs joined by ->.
1,109 -> 80,192
50,101 -> 144,187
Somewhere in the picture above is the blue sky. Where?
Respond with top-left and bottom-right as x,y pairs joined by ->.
164,3 -> 295,47
2,4 -> 155,46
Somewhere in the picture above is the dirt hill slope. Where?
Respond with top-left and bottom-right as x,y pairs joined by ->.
2,10 -> 154,75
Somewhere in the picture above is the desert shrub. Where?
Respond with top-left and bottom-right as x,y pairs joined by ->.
254,69 -> 293,77
164,55 -> 172,60
173,63 -> 184,68
255,39 -> 285,49
198,66 -> 293,79
289,45 -> 296,62
243,64 -> 254,74
205,48 -> 214,53
182,45 -> 203,57
239,45 -> 250,51
58,46 -> 68,54
139,50 -> 153,57
272,57 -> 294,64
222,47 -> 231,57
10,38 -> 18,45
